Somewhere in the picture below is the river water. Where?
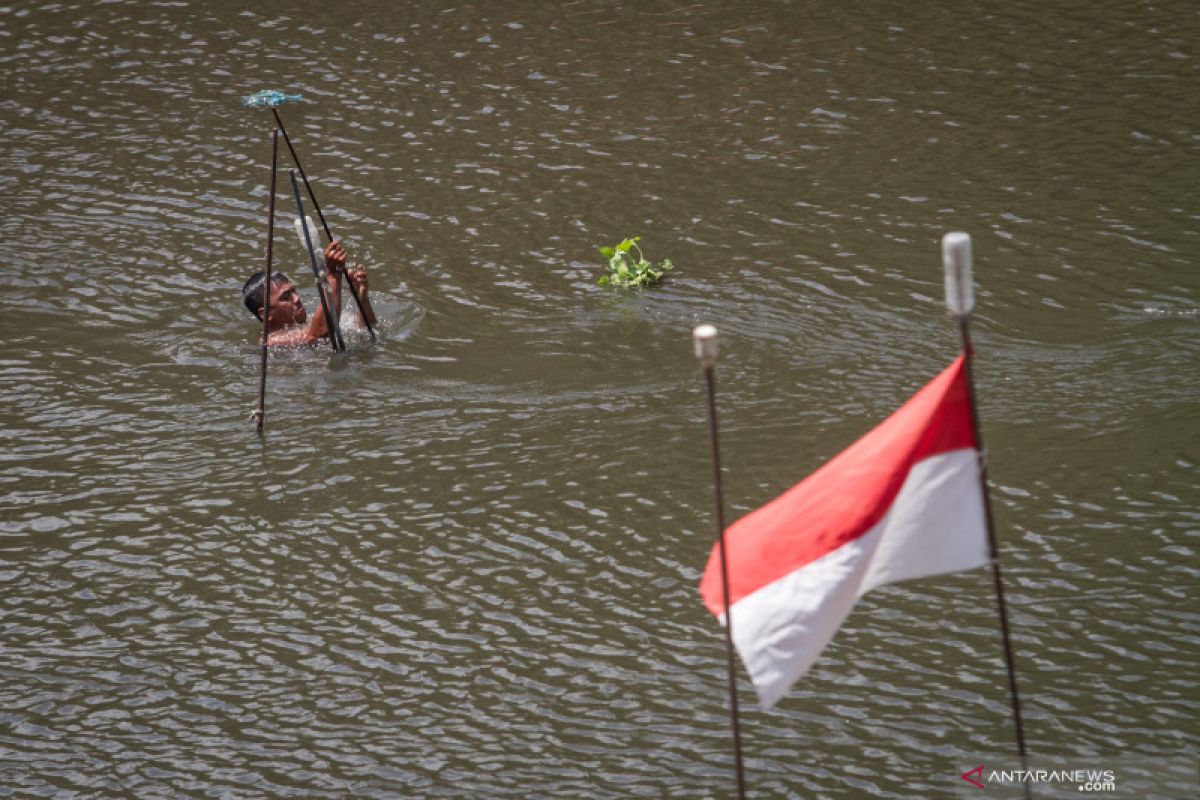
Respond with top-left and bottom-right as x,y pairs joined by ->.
1,1 -> 1196,797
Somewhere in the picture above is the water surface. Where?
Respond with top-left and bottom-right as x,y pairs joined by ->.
1,0 -> 1196,797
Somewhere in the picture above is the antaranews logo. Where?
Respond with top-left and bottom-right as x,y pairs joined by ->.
959,763 -> 1118,793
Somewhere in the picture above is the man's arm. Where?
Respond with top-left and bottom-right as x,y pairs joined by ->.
330,238 -> 376,329
301,241 -> 345,344
344,266 -> 377,328
267,325 -> 314,348
264,241 -> 367,347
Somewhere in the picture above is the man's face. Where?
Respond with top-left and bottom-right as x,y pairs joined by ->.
263,279 -> 306,328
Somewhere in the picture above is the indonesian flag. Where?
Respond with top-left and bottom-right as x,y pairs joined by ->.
700,355 -> 991,708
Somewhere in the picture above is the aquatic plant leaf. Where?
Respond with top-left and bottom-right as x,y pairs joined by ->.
596,236 -> 673,289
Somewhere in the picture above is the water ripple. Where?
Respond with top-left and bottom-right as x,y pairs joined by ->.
1,0 -> 1196,797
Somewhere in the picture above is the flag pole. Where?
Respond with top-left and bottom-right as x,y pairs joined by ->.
693,324 -> 748,800
942,233 -> 1032,799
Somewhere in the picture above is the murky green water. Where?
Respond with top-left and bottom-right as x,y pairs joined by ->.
1,0 -> 1196,797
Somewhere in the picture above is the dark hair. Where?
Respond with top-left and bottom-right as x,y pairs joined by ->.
242,271 -> 292,317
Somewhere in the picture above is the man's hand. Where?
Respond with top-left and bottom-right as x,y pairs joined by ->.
343,265 -> 377,327
324,240 -> 347,275
345,267 -> 369,295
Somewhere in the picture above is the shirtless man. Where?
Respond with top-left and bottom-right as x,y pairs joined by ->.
241,240 -> 376,347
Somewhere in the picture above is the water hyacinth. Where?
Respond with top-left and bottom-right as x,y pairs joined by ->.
597,237 -> 674,288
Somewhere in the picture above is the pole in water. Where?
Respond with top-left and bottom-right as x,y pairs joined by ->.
943,232 -> 1033,800
254,128 -> 280,433
270,106 -> 375,341
290,169 -> 344,352
271,107 -> 332,240
694,324 -> 747,800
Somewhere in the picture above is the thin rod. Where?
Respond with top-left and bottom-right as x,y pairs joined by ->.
272,108 -> 333,241
703,365 -> 747,800
289,170 -> 343,352
271,107 -> 375,341
959,318 -> 1032,800
255,127 -> 279,434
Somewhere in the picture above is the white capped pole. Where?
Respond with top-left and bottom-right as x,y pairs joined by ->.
694,323 -> 719,367
940,233 -> 1032,799
693,323 -> 747,800
942,231 -> 975,318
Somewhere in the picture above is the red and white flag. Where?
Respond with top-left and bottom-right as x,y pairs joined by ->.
700,356 -> 990,708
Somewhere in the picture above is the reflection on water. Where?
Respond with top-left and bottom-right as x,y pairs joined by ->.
1,0 -> 1196,796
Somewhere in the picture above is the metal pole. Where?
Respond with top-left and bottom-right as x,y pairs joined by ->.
943,233 -> 1032,799
271,107 -> 375,341
290,169 -> 344,352
960,319 -> 1032,799
254,127 -> 279,434
272,107 -> 332,241
694,325 -> 747,800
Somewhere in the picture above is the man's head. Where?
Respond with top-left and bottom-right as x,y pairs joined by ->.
242,271 -> 306,329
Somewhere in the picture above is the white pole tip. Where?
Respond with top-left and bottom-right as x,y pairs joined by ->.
942,231 -> 975,317
693,324 -> 718,365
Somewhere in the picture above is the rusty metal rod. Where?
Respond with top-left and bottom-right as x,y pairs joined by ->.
254,127 -> 279,434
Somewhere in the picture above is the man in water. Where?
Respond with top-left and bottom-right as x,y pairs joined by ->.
241,239 -> 376,347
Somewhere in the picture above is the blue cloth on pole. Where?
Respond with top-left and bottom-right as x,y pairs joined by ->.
242,90 -> 304,109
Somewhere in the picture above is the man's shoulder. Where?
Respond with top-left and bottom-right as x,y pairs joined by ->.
267,327 -> 315,348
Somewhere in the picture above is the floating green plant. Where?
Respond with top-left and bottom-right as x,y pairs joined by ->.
597,237 -> 674,288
